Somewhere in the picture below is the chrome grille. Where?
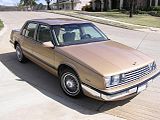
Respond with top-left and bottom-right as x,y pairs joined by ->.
120,65 -> 152,84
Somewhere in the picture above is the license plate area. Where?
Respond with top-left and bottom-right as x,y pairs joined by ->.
137,83 -> 147,93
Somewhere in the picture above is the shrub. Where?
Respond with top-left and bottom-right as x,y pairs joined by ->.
120,9 -> 129,14
120,9 -> 127,13
137,10 -> 147,14
82,5 -> 92,11
148,11 -> 160,17
148,11 -> 157,16
156,11 -> 160,17
108,9 -> 119,12
150,6 -> 160,11
0,19 -> 4,30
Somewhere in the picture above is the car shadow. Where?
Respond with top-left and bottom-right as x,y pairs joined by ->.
0,52 -> 135,115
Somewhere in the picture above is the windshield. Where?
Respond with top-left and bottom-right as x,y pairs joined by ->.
52,23 -> 108,46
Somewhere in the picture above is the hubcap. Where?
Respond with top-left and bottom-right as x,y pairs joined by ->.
62,73 -> 80,95
66,80 -> 74,88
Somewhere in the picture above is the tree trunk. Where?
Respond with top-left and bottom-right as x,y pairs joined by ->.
150,0 -> 153,6
47,2 -> 51,10
57,0 -> 59,10
101,0 -> 104,12
119,0 -> 123,10
129,0 -> 134,17
155,0 -> 158,6
71,0 -> 74,10
108,0 -> 111,10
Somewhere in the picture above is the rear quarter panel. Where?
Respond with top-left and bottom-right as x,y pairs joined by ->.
10,29 -> 21,46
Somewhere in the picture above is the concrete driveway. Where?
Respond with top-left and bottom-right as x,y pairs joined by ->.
0,11 -> 160,120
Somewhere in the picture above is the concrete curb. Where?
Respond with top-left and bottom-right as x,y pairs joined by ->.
0,24 -> 7,37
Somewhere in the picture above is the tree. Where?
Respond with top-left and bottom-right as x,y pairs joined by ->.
20,0 -> 37,7
45,0 -> 52,10
19,0 -> 37,10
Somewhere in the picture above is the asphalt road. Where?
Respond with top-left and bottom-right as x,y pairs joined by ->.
0,11 -> 160,120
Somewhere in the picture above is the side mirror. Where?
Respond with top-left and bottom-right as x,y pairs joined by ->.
42,41 -> 54,48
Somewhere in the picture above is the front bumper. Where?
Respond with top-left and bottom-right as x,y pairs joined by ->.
82,71 -> 160,101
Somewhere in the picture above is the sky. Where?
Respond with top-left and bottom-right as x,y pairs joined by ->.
0,0 -> 50,6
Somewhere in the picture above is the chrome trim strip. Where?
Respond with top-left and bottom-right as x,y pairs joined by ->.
82,82 -> 138,101
82,84 -> 100,98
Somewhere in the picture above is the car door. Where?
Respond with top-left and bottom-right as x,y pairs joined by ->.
32,24 -> 56,70
20,22 -> 38,55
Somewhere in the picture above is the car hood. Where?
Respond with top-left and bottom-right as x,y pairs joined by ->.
58,41 -> 153,76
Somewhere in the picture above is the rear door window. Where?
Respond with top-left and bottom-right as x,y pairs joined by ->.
23,22 -> 38,39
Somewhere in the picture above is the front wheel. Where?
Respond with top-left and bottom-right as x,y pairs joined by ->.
16,44 -> 27,63
60,69 -> 83,97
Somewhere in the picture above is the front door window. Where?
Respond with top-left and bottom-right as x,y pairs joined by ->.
37,25 -> 53,43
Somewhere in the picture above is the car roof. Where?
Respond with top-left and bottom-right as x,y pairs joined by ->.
28,18 -> 90,25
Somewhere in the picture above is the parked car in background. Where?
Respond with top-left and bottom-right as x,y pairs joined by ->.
10,18 -> 159,101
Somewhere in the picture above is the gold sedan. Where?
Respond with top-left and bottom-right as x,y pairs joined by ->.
10,18 -> 159,101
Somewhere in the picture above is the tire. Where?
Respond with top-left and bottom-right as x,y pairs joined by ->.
16,44 -> 27,63
60,69 -> 83,97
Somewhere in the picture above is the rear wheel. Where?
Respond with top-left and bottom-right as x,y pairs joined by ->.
60,69 -> 83,97
16,44 -> 27,63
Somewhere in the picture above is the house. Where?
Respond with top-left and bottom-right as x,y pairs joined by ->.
58,0 -> 91,10
91,0 -> 160,11
56,0 -> 160,11
0,5 -> 19,11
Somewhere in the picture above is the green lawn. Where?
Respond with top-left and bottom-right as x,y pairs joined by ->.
76,11 -> 160,28
0,19 -> 4,30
